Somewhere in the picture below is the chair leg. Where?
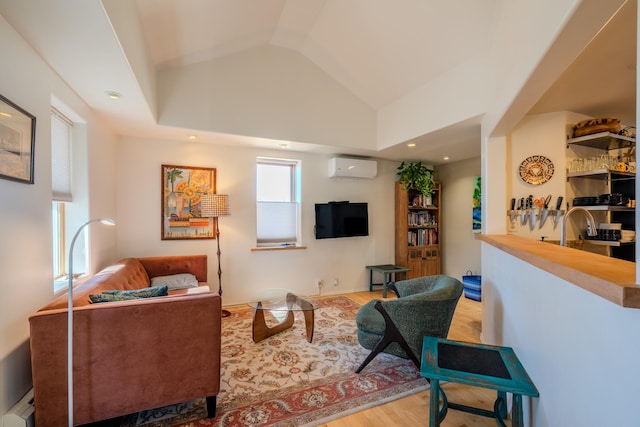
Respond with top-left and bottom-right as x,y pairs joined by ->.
355,301 -> 420,373
388,282 -> 400,298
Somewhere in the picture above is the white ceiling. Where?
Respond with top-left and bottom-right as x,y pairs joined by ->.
0,0 -> 635,164
135,0 -> 498,110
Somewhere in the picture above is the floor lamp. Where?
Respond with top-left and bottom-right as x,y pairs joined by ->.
200,194 -> 231,317
67,218 -> 116,427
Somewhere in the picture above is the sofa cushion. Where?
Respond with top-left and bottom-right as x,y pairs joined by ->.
89,285 -> 168,303
150,273 -> 198,290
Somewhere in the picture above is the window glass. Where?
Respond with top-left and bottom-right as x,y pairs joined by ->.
256,158 -> 301,247
51,109 -> 72,290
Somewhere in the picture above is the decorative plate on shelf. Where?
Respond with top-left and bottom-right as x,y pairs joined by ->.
518,155 -> 554,185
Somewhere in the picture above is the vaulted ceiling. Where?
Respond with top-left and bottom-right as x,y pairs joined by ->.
0,0 -> 635,164
135,0 -> 498,110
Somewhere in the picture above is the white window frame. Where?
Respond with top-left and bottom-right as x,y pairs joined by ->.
52,108 -> 73,290
256,157 -> 301,248
52,201 -> 66,279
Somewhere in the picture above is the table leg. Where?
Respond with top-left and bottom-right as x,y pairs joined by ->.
512,394 -> 524,427
382,272 -> 390,298
495,391 -> 507,419
369,269 -> 374,292
295,296 -> 315,343
429,379 -> 441,427
252,302 -> 294,343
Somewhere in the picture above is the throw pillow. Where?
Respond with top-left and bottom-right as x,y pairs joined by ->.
89,285 -> 169,303
88,293 -> 138,303
150,273 -> 198,290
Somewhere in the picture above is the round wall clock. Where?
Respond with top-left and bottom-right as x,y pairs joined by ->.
518,155 -> 554,185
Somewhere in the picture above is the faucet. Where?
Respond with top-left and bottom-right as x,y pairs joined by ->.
560,207 -> 598,246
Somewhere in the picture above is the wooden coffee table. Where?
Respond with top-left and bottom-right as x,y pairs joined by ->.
248,290 -> 316,343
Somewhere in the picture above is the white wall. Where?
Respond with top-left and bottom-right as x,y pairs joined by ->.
482,244 -> 640,426
435,157 -> 482,278
0,14 -> 118,414
116,136 -> 397,306
508,112 -> 573,241
377,56 -> 488,150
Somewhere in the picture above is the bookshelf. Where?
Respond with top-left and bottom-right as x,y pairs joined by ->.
395,181 -> 441,278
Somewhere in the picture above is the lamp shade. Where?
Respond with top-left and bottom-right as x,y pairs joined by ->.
201,194 -> 230,218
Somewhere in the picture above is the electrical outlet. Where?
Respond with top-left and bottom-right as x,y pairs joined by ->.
333,278 -> 338,287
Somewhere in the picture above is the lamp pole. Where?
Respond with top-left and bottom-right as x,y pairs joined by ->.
199,194 -> 231,317
67,218 -> 115,427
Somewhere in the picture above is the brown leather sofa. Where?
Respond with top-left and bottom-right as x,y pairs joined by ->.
29,255 -> 221,426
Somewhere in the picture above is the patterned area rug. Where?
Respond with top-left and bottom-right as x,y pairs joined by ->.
121,296 -> 428,426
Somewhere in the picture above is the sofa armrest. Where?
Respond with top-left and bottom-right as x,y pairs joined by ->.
138,254 -> 208,282
29,292 -> 221,426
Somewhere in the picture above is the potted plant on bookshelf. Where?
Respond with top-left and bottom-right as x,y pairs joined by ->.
397,161 -> 436,205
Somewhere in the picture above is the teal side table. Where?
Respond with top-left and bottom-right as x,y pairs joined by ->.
420,337 -> 539,427
365,264 -> 411,298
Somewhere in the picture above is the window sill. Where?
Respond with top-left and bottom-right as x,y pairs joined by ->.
251,245 -> 307,252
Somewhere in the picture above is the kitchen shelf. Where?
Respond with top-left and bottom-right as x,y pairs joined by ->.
584,240 -> 635,247
567,169 -> 635,179
570,205 -> 634,211
566,130 -> 636,262
567,131 -> 635,150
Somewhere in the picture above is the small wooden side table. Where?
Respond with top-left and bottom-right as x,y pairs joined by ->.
420,337 -> 539,427
365,264 -> 410,297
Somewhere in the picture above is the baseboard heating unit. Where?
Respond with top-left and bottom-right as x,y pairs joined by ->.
2,389 -> 35,427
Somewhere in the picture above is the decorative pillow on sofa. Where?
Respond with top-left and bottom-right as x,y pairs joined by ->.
150,273 -> 198,290
89,285 -> 169,303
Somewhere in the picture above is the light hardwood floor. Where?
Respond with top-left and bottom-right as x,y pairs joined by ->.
317,290 -> 510,427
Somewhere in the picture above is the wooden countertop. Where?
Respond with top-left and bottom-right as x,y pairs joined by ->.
480,234 -> 640,308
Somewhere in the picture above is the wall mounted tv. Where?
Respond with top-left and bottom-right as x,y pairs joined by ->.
314,202 -> 369,239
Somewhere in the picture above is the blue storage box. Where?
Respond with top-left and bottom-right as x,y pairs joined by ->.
462,272 -> 482,301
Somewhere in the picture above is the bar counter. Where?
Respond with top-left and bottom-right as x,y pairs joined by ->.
480,234 -> 640,308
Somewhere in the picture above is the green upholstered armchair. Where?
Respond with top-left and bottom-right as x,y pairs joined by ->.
355,275 -> 463,373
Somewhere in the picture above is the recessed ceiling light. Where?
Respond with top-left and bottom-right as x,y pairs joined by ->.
105,91 -> 122,99
443,156 -> 450,161
188,135 -> 197,140
407,143 -> 416,148
280,143 -> 288,148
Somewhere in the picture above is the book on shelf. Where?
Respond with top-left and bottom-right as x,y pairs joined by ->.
408,228 -> 439,246
408,211 -> 437,226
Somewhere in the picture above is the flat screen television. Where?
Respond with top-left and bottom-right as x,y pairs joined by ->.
314,202 -> 369,239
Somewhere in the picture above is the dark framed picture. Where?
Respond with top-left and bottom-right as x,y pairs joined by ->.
161,164 -> 217,240
0,94 -> 36,184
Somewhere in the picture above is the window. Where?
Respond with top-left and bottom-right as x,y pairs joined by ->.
256,157 -> 301,247
51,108 -> 72,288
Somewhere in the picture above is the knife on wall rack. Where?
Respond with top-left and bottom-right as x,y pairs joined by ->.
552,196 -> 564,229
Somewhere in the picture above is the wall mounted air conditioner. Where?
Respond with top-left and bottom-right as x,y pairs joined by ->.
328,157 -> 377,179
2,389 -> 35,427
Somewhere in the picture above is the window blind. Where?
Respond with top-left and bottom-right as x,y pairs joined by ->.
51,108 -> 72,202
256,201 -> 298,244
